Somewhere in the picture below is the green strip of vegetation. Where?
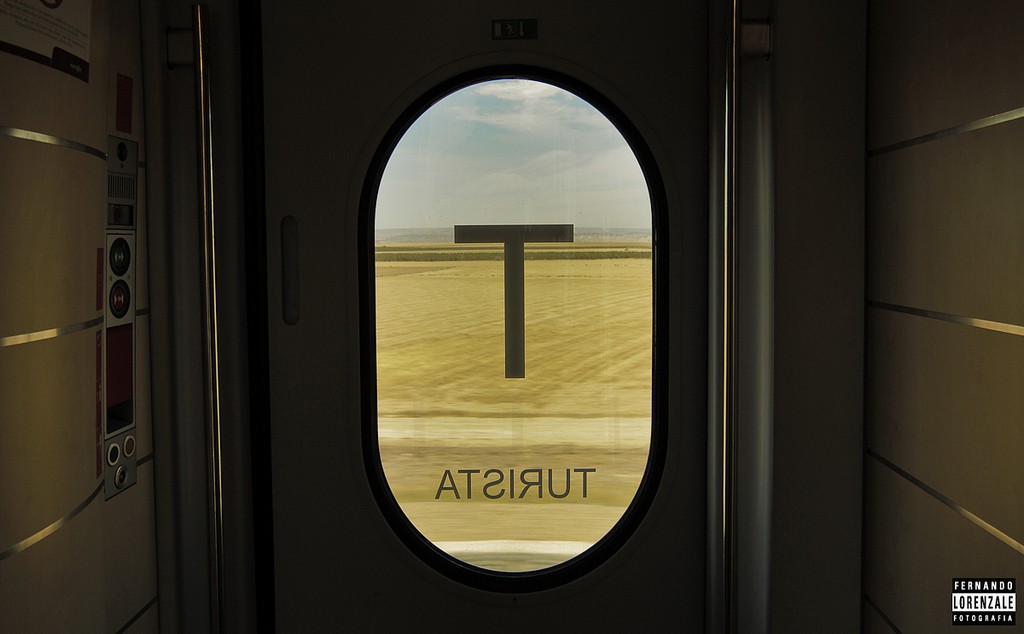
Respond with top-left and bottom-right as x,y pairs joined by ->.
375,244 -> 650,252
375,250 -> 652,262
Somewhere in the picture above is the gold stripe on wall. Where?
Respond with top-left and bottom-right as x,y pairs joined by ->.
1,309 -> 151,348
867,449 -> 1024,557
0,316 -> 104,348
863,593 -> 901,633
868,302 -> 1024,338
0,481 -> 103,561
0,454 -> 155,561
0,125 -> 107,160
115,595 -> 158,634
868,106 -> 1024,157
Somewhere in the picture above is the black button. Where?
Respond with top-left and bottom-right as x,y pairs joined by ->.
109,238 -> 131,276
107,443 -> 120,466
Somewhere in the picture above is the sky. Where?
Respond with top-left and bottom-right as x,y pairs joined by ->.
375,79 -> 652,231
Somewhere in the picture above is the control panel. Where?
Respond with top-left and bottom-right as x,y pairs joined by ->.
103,136 -> 138,499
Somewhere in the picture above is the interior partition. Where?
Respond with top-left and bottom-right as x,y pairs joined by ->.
863,1 -> 1024,630
0,1 -> 159,631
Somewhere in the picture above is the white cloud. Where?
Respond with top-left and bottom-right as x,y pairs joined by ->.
440,79 -> 609,134
472,80 -> 563,101
376,79 -> 653,231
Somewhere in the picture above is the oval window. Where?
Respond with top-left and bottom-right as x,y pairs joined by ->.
369,76 -> 658,578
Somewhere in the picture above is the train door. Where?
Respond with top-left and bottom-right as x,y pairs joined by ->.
260,2 -> 708,629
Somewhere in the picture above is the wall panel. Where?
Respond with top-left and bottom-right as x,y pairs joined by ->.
865,1 -> 1024,629
868,0 -> 1024,149
867,309 -> 1024,540
0,331 -> 99,550
0,138 -> 105,338
868,121 -> 1024,325
0,499 -> 106,632
0,0 -> 158,630
863,458 -> 1024,631
101,463 -> 159,629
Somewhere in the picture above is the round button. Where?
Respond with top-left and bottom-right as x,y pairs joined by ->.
115,465 -> 127,488
109,238 -> 131,276
123,435 -> 136,457
106,442 -> 121,466
109,280 -> 131,318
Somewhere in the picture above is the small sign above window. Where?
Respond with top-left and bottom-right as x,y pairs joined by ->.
492,19 -> 538,40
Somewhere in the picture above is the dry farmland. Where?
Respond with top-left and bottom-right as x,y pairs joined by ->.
374,242 -> 653,571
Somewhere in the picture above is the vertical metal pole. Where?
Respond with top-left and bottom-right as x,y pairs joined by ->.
193,5 -> 225,632
736,15 -> 774,634
724,2 -> 739,628
708,0 -> 739,631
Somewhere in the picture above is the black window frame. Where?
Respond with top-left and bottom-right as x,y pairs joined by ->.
358,65 -> 669,593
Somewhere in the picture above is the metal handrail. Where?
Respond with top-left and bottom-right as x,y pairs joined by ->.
192,5 -> 225,632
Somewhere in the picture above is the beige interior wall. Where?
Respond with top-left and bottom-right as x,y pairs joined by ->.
0,1 -> 158,631
864,1 -> 1024,629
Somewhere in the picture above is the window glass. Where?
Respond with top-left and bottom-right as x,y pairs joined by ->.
374,78 -> 653,573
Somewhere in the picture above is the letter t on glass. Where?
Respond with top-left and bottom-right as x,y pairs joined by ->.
454,224 -> 573,378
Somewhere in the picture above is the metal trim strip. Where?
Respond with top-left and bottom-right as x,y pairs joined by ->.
867,449 -> 1024,557
868,107 -> 1024,157
0,480 -> 103,561
0,125 -> 107,160
0,308 -> 149,348
0,315 -> 104,348
193,6 -> 227,629
706,1 -> 740,630
868,301 -> 1024,337
863,593 -> 902,633
0,458 -> 153,561
116,595 -> 159,634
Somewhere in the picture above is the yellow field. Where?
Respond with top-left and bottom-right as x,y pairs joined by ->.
374,243 -> 653,571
